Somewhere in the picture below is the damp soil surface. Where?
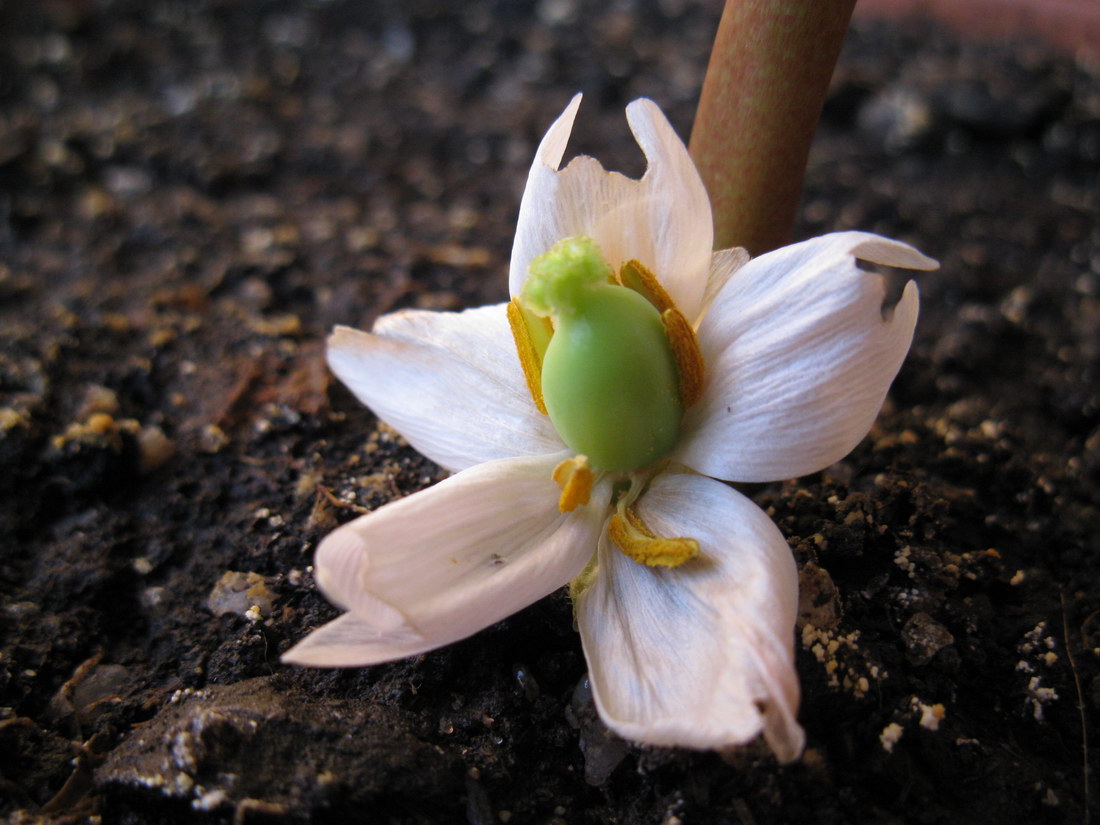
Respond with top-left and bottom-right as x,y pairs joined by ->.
1,2 -> 1098,823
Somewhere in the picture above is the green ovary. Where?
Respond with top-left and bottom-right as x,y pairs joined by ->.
521,237 -> 683,472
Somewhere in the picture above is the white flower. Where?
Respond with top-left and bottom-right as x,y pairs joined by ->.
283,94 -> 937,762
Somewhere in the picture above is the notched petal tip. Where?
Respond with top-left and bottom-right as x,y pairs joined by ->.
326,323 -> 368,355
761,698 -> 806,764
538,93 -> 583,172
734,622 -> 806,763
590,611 -> 805,760
883,278 -> 920,325
850,233 -> 939,272
623,97 -> 678,177
698,247 -> 751,322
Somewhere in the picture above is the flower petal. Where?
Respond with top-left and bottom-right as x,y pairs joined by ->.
286,454 -> 611,667
328,304 -> 562,473
575,472 -> 804,761
698,246 -> 750,323
675,231 -> 936,482
509,96 -> 712,319
281,612 -> 436,668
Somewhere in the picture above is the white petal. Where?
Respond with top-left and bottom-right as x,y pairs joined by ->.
509,96 -> 713,319
508,94 -> 581,301
575,472 -> 804,761
698,246 -> 750,323
281,612 -> 436,668
328,304 -> 562,473
287,454 -> 611,667
674,232 -> 936,482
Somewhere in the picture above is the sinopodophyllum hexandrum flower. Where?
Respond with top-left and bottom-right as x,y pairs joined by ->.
283,94 -> 938,762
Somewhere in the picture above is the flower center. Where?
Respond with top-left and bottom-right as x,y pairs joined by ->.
508,236 -> 707,569
512,236 -> 695,472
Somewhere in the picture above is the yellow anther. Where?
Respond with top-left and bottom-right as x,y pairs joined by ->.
552,454 -> 594,512
608,505 -> 700,568
507,298 -> 551,415
618,259 -> 675,314
660,306 -> 705,407
617,260 -> 705,408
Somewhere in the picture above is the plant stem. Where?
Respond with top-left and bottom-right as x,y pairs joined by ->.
689,0 -> 856,256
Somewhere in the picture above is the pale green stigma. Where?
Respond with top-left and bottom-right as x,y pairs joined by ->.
519,236 -> 683,472
522,236 -> 614,317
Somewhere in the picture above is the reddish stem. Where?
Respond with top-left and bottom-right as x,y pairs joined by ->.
690,0 -> 856,256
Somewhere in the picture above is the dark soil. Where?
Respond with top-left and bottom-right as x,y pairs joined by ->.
1,2 -> 1097,823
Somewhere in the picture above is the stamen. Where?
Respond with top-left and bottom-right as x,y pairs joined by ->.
661,307 -> 705,407
507,298 -> 550,415
609,505 -> 700,568
618,260 -> 705,408
552,454 -> 594,512
618,259 -> 675,314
